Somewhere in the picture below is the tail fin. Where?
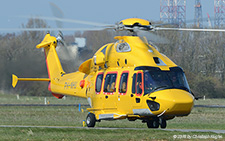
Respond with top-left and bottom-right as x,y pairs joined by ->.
12,33 -> 66,99
36,33 -> 65,79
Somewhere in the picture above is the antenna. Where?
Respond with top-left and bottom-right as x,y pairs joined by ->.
214,0 -> 225,27
194,0 -> 203,28
160,0 -> 186,27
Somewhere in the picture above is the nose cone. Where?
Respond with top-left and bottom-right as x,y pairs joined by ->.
151,89 -> 194,116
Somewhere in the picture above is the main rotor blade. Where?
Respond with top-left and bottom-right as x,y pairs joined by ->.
18,16 -> 113,27
0,27 -> 105,31
155,27 -> 225,32
49,2 -> 64,28
137,30 -> 169,44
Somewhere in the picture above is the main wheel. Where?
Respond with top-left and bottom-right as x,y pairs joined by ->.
147,119 -> 159,128
160,119 -> 167,129
86,113 -> 96,127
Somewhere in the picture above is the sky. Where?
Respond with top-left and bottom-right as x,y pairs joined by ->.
0,0 -> 215,35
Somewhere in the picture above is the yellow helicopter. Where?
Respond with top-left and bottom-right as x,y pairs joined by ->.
12,17 -> 222,128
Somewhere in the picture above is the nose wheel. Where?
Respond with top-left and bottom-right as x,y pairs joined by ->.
159,118 -> 167,129
147,118 -> 167,128
86,113 -> 96,127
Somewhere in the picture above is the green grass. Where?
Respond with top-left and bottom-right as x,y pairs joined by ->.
0,106 -> 225,130
194,98 -> 225,105
0,93 -> 88,105
0,127 -> 224,141
0,94 -> 225,140
1,93 -> 225,105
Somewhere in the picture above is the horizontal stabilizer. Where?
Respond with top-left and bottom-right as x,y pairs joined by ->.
36,41 -> 52,49
12,74 -> 50,88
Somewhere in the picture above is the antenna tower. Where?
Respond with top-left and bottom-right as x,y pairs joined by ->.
160,0 -> 186,27
214,0 -> 225,27
194,0 -> 203,28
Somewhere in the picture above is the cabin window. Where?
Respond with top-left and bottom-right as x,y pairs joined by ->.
104,72 -> 117,93
119,72 -> 129,95
95,73 -> 104,93
132,73 -> 136,94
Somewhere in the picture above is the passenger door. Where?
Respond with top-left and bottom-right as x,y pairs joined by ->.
102,72 -> 118,109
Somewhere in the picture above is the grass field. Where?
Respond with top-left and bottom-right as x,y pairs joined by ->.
0,94 -> 225,140
0,93 -> 88,105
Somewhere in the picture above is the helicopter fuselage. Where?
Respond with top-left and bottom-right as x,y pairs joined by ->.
12,33 -> 194,128
48,35 -> 194,121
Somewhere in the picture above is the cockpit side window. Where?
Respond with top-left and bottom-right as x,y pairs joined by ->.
119,72 -> 129,95
136,72 -> 143,96
132,72 -> 143,96
95,73 -> 104,94
168,67 -> 190,91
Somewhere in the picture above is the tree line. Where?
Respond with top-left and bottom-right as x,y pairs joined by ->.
0,18 -> 224,98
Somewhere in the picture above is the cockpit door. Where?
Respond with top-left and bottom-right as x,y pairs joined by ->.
131,71 -> 143,108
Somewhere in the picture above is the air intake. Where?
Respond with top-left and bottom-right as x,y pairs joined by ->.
153,57 -> 166,66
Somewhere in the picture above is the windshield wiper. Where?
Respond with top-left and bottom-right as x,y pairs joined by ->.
152,85 -> 169,92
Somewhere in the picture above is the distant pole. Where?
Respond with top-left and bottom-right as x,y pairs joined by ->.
44,97 -> 47,105
78,103 -> 81,112
16,94 -> 20,100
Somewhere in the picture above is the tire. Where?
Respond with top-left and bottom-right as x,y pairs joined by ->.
147,119 -> 159,128
160,119 -> 167,129
86,113 -> 96,127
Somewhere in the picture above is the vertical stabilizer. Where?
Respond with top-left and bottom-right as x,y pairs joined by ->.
36,33 -> 65,79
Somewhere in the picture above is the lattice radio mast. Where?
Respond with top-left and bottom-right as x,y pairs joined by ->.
214,0 -> 225,27
194,0 -> 203,28
160,0 -> 186,27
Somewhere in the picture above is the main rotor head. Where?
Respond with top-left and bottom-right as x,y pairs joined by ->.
114,18 -> 154,35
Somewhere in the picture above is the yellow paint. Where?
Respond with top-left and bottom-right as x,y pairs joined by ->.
82,120 -> 86,127
12,74 -> 50,88
120,18 -> 151,26
12,18 -> 194,124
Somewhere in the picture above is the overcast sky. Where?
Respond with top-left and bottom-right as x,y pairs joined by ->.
0,0 -> 215,34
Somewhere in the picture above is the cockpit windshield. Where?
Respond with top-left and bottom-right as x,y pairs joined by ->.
143,67 -> 190,95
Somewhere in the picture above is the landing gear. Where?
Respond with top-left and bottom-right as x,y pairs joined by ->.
147,118 -> 159,128
160,119 -> 167,129
86,113 -> 96,127
146,118 -> 167,128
